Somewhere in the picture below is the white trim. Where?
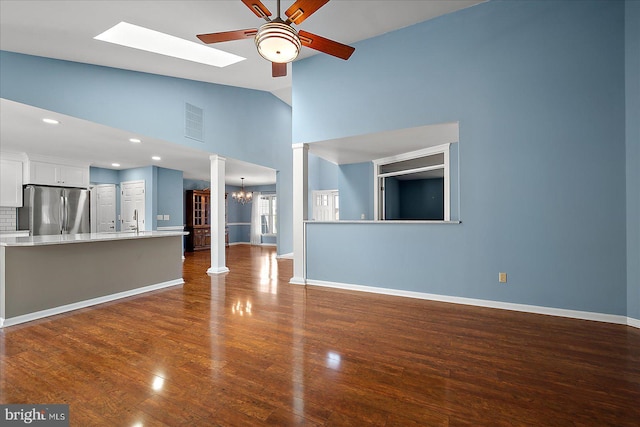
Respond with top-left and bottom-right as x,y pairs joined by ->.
227,222 -> 251,226
290,277 -> 306,285
207,266 -> 230,275
306,279 -> 630,326
292,143 -> 309,283
0,279 -> 184,328
227,241 -> 277,247
277,252 -> 293,259
373,143 -> 451,221
628,317 -> 640,329
157,226 -> 184,231
378,165 -> 444,179
372,143 -> 452,166
210,154 -> 228,274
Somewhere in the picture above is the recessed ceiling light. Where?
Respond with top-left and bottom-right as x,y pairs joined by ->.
112,163 -> 121,167
94,22 -> 245,68
129,138 -> 142,143
151,156 -> 161,161
42,118 -> 59,125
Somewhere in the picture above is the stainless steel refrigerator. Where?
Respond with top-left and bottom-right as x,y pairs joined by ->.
18,185 -> 90,236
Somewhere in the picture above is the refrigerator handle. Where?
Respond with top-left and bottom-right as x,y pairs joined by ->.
64,194 -> 69,233
60,195 -> 65,234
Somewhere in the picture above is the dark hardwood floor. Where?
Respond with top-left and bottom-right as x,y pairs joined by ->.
1,245 -> 639,426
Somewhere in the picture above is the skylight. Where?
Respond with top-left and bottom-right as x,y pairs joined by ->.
94,22 -> 245,68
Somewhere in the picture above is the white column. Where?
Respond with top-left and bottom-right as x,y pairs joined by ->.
290,143 -> 308,284
207,154 -> 229,275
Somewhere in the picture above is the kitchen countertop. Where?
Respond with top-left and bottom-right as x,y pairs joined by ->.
0,230 -> 188,247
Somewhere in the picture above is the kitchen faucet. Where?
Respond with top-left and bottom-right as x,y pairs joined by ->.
130,209 -> 139,234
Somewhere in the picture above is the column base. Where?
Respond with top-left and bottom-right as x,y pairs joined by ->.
207,267 -> 230,275
289,276 -> 306,285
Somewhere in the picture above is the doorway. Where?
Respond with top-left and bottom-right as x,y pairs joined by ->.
121,180 -> 145,232
312,190 -> 339,221
95,184 -> 117,232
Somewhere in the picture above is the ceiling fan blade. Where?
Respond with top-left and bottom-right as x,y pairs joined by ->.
285,0 -> 329,25
298,30 -> 355,60
197,28 -> 258,44
272,62 -> 287,77
241,0 -> 272,21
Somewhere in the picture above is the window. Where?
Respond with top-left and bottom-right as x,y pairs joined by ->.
373,144 -> 450,221
259,195 -> 277,235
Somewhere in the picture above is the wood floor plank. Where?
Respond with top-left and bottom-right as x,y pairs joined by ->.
1,245 -> 639,426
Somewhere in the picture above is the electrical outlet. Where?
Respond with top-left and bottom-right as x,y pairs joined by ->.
499,272 -> 507,283
157,215 -> 163,220
163,214 -> 170,220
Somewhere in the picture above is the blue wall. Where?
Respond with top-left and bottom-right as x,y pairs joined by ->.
90,167 -> 119,185
338,162 -> 374,220
0,51 -> 293,254
157,167 -> 184,228
308,153 -> 339,215
183,179 -> 209,191
296,0 -> 629,315
626,0 -> 640,321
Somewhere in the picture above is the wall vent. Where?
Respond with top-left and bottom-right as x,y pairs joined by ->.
185,102 -> 204,142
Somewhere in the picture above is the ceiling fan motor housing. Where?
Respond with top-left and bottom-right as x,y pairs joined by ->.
255,19 -> 301,63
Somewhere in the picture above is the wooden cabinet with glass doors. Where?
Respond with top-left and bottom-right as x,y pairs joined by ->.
185,190 -> 211,251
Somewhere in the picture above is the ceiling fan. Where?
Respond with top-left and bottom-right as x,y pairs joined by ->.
197,0 -> 355,77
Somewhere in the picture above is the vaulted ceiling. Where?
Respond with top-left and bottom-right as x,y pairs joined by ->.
0,0 -> 482,182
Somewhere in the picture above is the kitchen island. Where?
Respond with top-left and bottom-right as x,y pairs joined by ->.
0,230 -> 187,328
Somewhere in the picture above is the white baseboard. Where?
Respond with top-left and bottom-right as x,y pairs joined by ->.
289,276 -> 306,285
228,242 -> 277,247
207,266 -> 230,275
0,279 -> 184,328
277,252 -> 293,259
306,279 -> 633,326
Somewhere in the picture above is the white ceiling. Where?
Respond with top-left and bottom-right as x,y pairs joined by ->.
0,0 -> 481,184
0,99 -> 276,186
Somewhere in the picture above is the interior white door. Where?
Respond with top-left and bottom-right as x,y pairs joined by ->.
121,180 -> 145,232
96,184 -> 117,232
312,190 -> 339,221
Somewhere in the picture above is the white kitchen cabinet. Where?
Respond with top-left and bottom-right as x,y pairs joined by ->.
0,159 -> 23,207
25,160 -> 89,187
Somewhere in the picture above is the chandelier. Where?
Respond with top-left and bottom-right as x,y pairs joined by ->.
232,178 -> 253,205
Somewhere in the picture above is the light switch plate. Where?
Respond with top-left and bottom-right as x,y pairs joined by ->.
163,215 -> 170,220
157,215 -> 163,220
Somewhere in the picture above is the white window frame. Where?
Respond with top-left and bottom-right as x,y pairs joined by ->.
259,194 -> 277,236
373,143 -> 450,221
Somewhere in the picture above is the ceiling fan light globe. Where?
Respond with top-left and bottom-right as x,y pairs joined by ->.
256,22 -> 300,63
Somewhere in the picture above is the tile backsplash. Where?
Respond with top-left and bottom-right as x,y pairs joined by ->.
0,207 -> 17,231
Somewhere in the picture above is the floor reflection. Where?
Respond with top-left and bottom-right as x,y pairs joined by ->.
259,250 -> 278,294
